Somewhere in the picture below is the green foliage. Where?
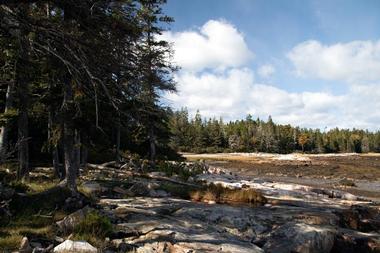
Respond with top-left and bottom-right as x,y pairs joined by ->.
0,109 -> 18,127
73,211 -> 112,239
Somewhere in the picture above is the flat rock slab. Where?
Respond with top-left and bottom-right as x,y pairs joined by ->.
98,169 -> 380,253
99,194 -> 380,253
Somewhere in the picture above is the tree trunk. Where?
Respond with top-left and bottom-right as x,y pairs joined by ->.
0,80 -> 16,159
52,145 -> 61,179
74,129 -> 81,175
62,78 -> 77,192
116,114 -> 121,163
48,104 -> 63,179
80,132 -> 88,167
17,36 -> 30,181
149,127 -> 156,165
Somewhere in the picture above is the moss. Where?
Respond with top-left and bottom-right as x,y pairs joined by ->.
27,181 -> 58,193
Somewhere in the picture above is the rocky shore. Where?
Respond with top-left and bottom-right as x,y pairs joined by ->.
5,161 -> 380,253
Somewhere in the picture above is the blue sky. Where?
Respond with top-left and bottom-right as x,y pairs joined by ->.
162,0 -> 380,130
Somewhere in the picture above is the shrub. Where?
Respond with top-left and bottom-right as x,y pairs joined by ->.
156,161 -> 205,181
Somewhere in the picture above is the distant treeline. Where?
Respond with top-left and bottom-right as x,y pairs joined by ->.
169,109 -> 380,154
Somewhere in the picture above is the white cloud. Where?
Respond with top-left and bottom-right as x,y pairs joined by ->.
166,69 -> 380,130
258,64 -> 275,78
164,20 -> 380,130
161,20 -> 253,72
166,68 -> 255,119
287,40 -> 380,82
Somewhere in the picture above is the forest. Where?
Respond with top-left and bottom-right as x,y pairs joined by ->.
169,108 -> 380,154
0,0 -> 177,191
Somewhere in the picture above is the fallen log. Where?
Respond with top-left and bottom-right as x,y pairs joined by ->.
100,161 -> 118,167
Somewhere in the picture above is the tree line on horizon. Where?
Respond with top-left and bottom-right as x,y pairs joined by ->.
0,0 -> 176,191
169,108 -> 380,154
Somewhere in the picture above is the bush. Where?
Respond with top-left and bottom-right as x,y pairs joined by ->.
156,161 -> 206,181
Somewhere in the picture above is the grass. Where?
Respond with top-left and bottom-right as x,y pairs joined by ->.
0,215 -> 56,251
158,181 -> 267,206
190,184 -> 267,206
0,182 -> 73,251
72,211 -> 113,248
158,182 -> 200,199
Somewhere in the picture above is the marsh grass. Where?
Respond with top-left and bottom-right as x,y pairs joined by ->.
190,184 -> 267,205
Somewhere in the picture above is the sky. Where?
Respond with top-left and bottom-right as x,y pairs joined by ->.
161,0 -> 380,130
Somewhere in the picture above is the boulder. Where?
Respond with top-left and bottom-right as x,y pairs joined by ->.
56,206 -> 93,234
32,244 -> 54,253
128,182 -> 150,196
331,229 -> 380,253
53,240 -> 97,253
158,242 -> 264,253
19,237 -> 32,253
149,190 -> 169,198
263,222 -> 336,253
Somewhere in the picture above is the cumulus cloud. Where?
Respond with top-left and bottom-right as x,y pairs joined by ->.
163,20 -> 380,130
161,20 -> 253,71
166,68 -> 255,119
287,40 -> 380,82
166,68 -> 380,130
258,64 -> 275,78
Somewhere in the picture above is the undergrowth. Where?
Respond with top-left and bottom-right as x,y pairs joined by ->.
156,161 -> 205,181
